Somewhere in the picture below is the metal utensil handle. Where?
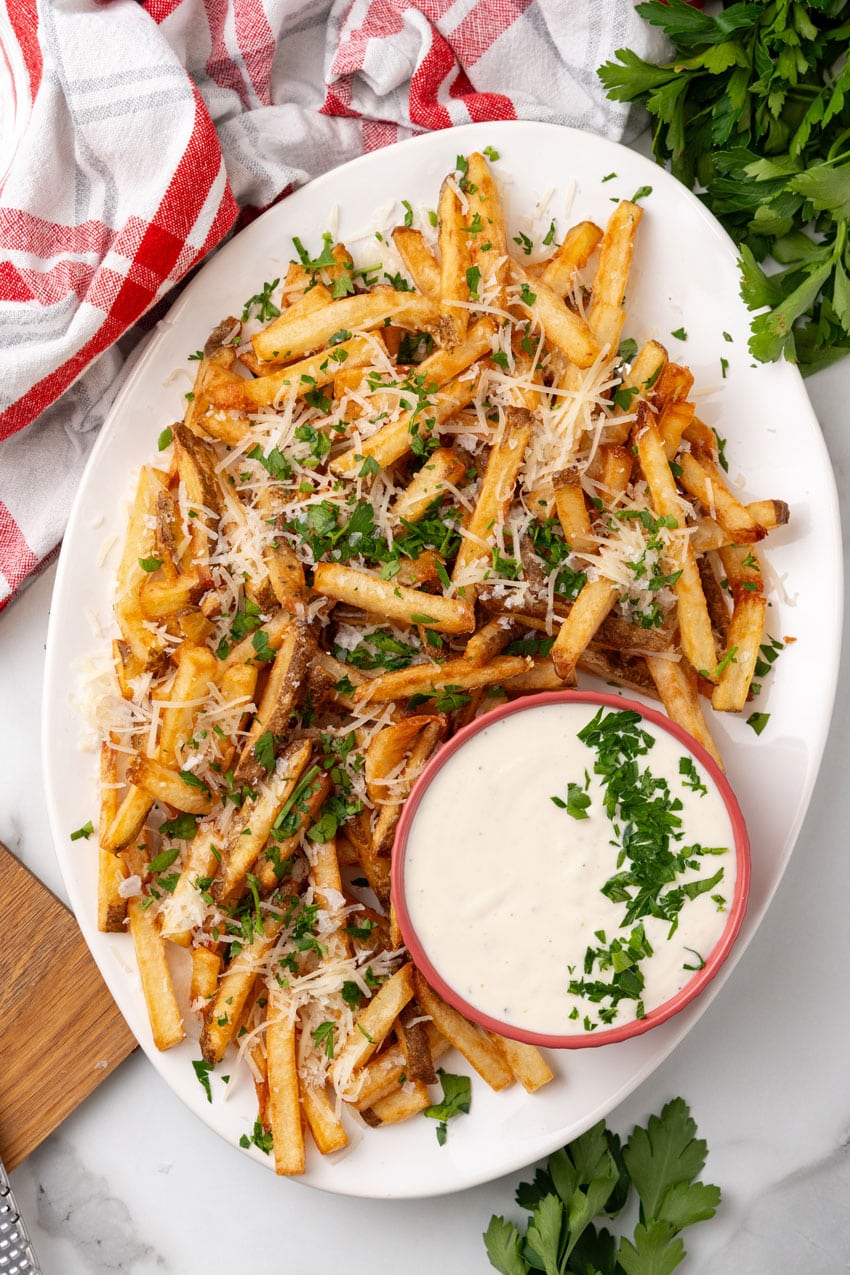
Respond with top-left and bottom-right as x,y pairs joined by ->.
0,1160 -> 40,1275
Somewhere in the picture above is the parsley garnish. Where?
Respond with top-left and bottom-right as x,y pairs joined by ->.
241,278 -> 281,323
423,1069 -> 471,1145
70,821 -> 94,841
192,1059 -> 215,1104
138,556 -> 162,573
157,426 -> 173,451
747,711 -> 770,736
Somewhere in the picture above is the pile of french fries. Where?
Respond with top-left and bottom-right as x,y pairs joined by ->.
94,151 -> 788,1173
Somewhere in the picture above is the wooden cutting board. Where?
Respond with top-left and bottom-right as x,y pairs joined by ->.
0,843 -> 136,1169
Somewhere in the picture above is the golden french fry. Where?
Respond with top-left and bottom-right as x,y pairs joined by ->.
634,410 -> 717,677
490,1034 -> 554,1093
539,220 -> 603,295
199,913 -> 284,1063
645,655 -> 724,769
333,964 -> 416,1079
252,289 -> 439,363
212,336 -> 378,412
233,622 -> 312,784
550,579 -> 619,682
586,199 -> 642,353
313,562 -> 474,633
354,654 -> 532,705
215,739 -> 313,903
413,972 -> 514,1091
437,174 -> 471,342
127,896 -> 185,1051
392,226 -> 441,298
553,469 -> 595,554
266,1004 -> 306,1175
510,263 -> 599,367
466,151 -> 509,312
393,447 -> 468,524
452,406 -> 533,591
362,1080 -> 431,1126
126,755 -> 215,815
190,946 -> 221,1004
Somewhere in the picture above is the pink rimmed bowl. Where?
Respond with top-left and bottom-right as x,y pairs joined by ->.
391,690 -> 751,1049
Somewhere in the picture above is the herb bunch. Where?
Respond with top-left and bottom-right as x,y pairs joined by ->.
599,0 -> 850,373
485,1098 -> 720,1275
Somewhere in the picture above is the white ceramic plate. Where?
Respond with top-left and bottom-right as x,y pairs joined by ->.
43,121 -> 842,1199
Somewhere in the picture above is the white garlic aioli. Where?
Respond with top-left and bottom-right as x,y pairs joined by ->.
403,701 -> 736,1037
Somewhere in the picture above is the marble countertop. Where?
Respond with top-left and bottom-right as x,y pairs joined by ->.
2,358 -> 848,1275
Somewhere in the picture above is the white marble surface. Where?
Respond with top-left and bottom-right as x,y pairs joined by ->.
2,362 -> 849,1273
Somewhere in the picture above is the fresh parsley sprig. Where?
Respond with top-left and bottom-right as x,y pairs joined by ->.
598,0 -> 850,373
484,1098 -> 720,1275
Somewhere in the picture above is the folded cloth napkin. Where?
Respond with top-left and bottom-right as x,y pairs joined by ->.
0,0 -> 665,611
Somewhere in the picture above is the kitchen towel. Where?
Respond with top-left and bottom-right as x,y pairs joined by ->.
0,0 -> 665,610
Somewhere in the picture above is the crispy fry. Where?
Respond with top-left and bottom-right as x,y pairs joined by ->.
392,226 -> 441,298
354,654 -> 532,704
252,289 -> 440,363
314,563 -> 474,633
413,973 -> 514,1091
452,406 -> 533,591
333,963 -> 416,1078
634,408 -> 717,677
266,1005 -> 306,1175
645,654 -> 723,768
539,220 -> 603,296
393,447 -> 468,524
200,913 -> 283,1064
550,579 -> 619,682
491,1034 -> 554,1093
127,895 -> 185,1051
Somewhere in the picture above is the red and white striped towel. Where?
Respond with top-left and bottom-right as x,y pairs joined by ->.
0,0 -> 665,611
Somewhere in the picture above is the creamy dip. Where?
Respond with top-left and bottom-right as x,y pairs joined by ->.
402,701 -> 736,1037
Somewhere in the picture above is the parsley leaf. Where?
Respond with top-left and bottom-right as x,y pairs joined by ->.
484,1099 -> 719,1274
598,5 -> 850,373
423,1069 -> 471,1145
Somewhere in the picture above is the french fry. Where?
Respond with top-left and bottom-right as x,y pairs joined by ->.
127,895 -> 185,1051
634,409 -> 717,677
158,823 -> 222,946
266,1004 -> 306,1175
393,448 -> 467,524
711,545 -> 766,712
550,579 -> 619,682
190,946 -> 221,1004
466,151 -> 509,312
392,227 -> 441,298
97,741 -> 126,932
491,1034 -> 554,1093
333,963 -> 415,1078
362,1080 -> 431,1126
539,220 -> 603,296
233,622 -> 312,784
437,174 -> 471,342
553,468 -> 595,555
252,289 -> 440,363
127,755 -> 215,815
353,654 -> 532,704
645,654 -> 724,768
199,912 -> 284,1063
677,451 -> 765,544
452,406 -> 533,591
214,740 -> 313,903
586,199 -> 642,353
510,262 -> 599,367
210,336 -> 378,412
413,973 -> 514,1091
313,563 -> 474,633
